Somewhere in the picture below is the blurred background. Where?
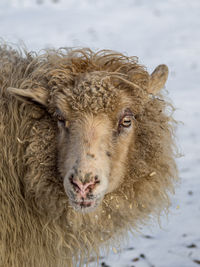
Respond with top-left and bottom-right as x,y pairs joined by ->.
0,0 -> 200,266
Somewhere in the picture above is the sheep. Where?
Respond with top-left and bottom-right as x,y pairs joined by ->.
0,43 -> 178,267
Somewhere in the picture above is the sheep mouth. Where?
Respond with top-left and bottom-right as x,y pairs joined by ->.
74,200 -> 94,207
69,198 -> 101,212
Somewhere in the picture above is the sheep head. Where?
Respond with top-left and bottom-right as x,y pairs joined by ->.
7,56 -> 170,214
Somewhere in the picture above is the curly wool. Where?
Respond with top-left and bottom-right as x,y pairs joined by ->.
0,44 -> 178,267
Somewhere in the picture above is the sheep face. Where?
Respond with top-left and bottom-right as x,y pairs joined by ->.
54,75 -> 134,212
55,90 -> 135,213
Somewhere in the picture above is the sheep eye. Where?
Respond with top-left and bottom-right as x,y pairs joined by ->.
56,114 -> 65,123
120,116 -> 132,128
55,109 -> 66,125
117,109 -> 134,133
57,115 -> 65,122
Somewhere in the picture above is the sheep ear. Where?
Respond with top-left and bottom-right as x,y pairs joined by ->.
7,87 -> 49,106
148,64 -> 169,95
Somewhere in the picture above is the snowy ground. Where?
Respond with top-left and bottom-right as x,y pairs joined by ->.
0,0 -> 200,266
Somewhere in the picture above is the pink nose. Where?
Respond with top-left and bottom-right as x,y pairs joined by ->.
70,179 -> 97,198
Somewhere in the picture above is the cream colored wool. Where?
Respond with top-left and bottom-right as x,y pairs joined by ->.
0,44 -> 178,267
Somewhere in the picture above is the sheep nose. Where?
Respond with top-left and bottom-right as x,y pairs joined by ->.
69,175 -> 99,198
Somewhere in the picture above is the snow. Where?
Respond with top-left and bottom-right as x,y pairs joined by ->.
0,0 -> 200,266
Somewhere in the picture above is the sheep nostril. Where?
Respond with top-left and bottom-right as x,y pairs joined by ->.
69,173 -> 74,179
94,175 -> 100,183
69,175 -> 81,191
